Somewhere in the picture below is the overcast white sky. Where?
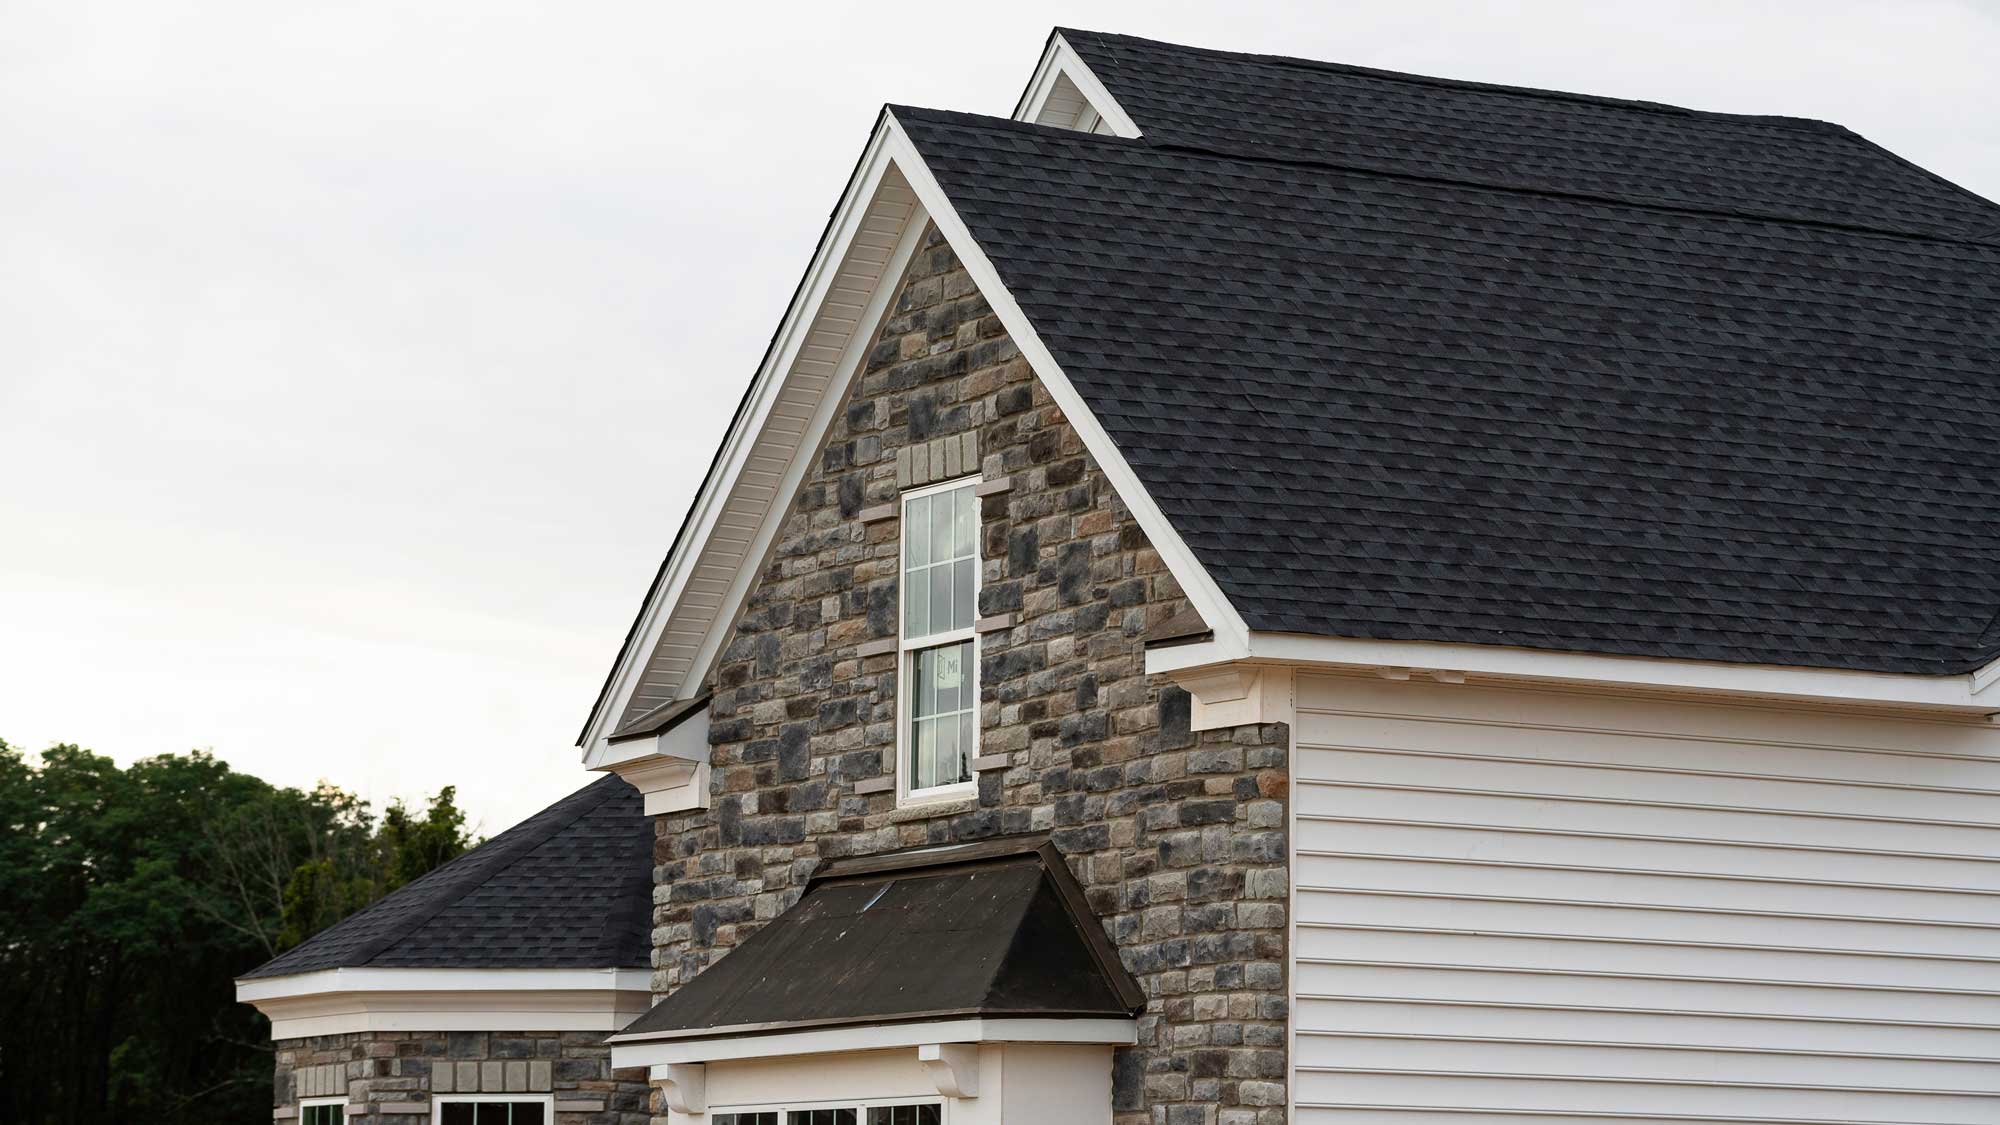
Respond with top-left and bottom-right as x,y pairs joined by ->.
4,0 -> 1997,833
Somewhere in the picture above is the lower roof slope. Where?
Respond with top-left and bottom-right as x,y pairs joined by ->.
896,106 -> 2000,675
242,774 -> 652,978
616,837 -> 1144,1040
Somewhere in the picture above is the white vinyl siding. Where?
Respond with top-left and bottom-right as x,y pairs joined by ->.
1291,674 -> 2000,1125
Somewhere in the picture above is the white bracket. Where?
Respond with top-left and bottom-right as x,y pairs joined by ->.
654,1062 -> 707,1115
917,1043 -> 979,1099
1172,663 -> 1294,731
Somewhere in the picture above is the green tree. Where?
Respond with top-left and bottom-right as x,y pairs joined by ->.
0,740 -> 475,1125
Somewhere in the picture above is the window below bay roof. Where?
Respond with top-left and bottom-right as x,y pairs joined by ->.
714,1102 -> 941,1125
898,477 -> 979,802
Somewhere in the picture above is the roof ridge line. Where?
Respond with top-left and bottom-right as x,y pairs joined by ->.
1058,27 -> 1849,136
1142,136 -> 2000,249
337,778 -> 619,969
892,105 -> 2000,250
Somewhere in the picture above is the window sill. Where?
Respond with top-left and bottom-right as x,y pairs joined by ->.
886,793 -> 977,822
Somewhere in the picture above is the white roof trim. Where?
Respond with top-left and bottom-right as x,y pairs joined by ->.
235,967 -> 652,1040
1012,32 -> 1142,137
579,126 -> 929,761
611,1016 -> 1136,1070
580,108 -> 1251,764
1147,631 -> 2000,714
880,115 -> 1250,654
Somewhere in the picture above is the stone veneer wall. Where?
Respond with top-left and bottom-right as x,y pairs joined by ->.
273,1031 -> 648,1123
650,226 -> 1291,1125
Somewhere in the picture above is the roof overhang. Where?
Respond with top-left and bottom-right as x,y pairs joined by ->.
1148,630 -> 2000,723
1011,30 -> 1141,136
577,106 -> 1248,765
236,967 -> 652,1040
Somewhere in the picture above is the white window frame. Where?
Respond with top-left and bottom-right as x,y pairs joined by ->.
712,1096 -> 948,1125
430,1093 -> 556,1125
896,475 -> 981,806
299,1097 -> 348,1125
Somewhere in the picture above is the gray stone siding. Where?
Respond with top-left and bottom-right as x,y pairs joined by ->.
652,225 -> 1290,1125
273,1030 -> 648,1123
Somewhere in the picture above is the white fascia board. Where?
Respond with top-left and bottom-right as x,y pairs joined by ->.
1146,631 -> 2000,714
1972,652 -> 2000,697
881,112 -> 1250,656
668,205 -> 933,713
579,123 -> 923,763
1012,33 -> 1143,138
235,967 -> 652,1003
236,967 -> 653,1040
611,1017 -> 1136,1070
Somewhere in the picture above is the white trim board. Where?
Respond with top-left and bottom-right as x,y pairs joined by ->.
578,129 -> 927,762
577,107 -> 1250,768
236,967 -> 651,1040
611,1017 -> 1137,1070
1148,631 -> 2000,715
1012,32 -> 1142,137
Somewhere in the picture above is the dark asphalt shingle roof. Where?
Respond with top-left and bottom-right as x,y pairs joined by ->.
616,836 -> 1144,1040
1060,29 -> 2000,240
895,39 -> 2000,675
242,774 -> 652,978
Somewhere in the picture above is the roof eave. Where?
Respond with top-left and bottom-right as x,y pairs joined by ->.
1147,629 -> 2000,716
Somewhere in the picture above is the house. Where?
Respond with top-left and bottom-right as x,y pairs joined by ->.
243,28 -> 2000,1125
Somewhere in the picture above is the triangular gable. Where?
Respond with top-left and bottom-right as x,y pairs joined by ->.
1011,29 -> 1142,137
577,106 -> 1248,765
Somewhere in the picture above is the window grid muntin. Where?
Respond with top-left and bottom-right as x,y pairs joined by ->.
713,1100 -> 940,1125
901,484 -> 977,642
436,1098 -> 550,1125
898,478 -> 980,802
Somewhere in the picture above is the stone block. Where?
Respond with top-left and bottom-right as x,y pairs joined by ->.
529,1060 -> 552,1092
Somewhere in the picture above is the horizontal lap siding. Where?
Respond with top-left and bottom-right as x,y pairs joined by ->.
1292,675 -> 2000,1125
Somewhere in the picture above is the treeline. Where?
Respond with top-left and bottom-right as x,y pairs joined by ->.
0,739 -> 474,1124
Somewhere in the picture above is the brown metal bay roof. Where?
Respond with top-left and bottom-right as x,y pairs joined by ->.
614,836 -> 1145,1041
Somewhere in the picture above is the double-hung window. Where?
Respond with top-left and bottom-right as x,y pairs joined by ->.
301,1099 -> 345,1125
899,478 -> 979,800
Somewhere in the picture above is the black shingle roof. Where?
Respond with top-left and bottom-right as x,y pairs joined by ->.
1059,29 -> 2000,240
242,775 -> 652,978
896,37 -> 2000,675
616,836 -> 1144,1040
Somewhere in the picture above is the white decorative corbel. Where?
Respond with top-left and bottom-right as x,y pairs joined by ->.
1172,663 -> 1294,731
654,1062 -> 707,1115
917,1043 -> 979,1098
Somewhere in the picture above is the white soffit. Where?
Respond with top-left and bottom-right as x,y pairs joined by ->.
581,107 -> 1248,765
580,129 -> 929,759
1147,631 -> 2000,715
1012,33 -> 1142,137
235,967 -> 652,1040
